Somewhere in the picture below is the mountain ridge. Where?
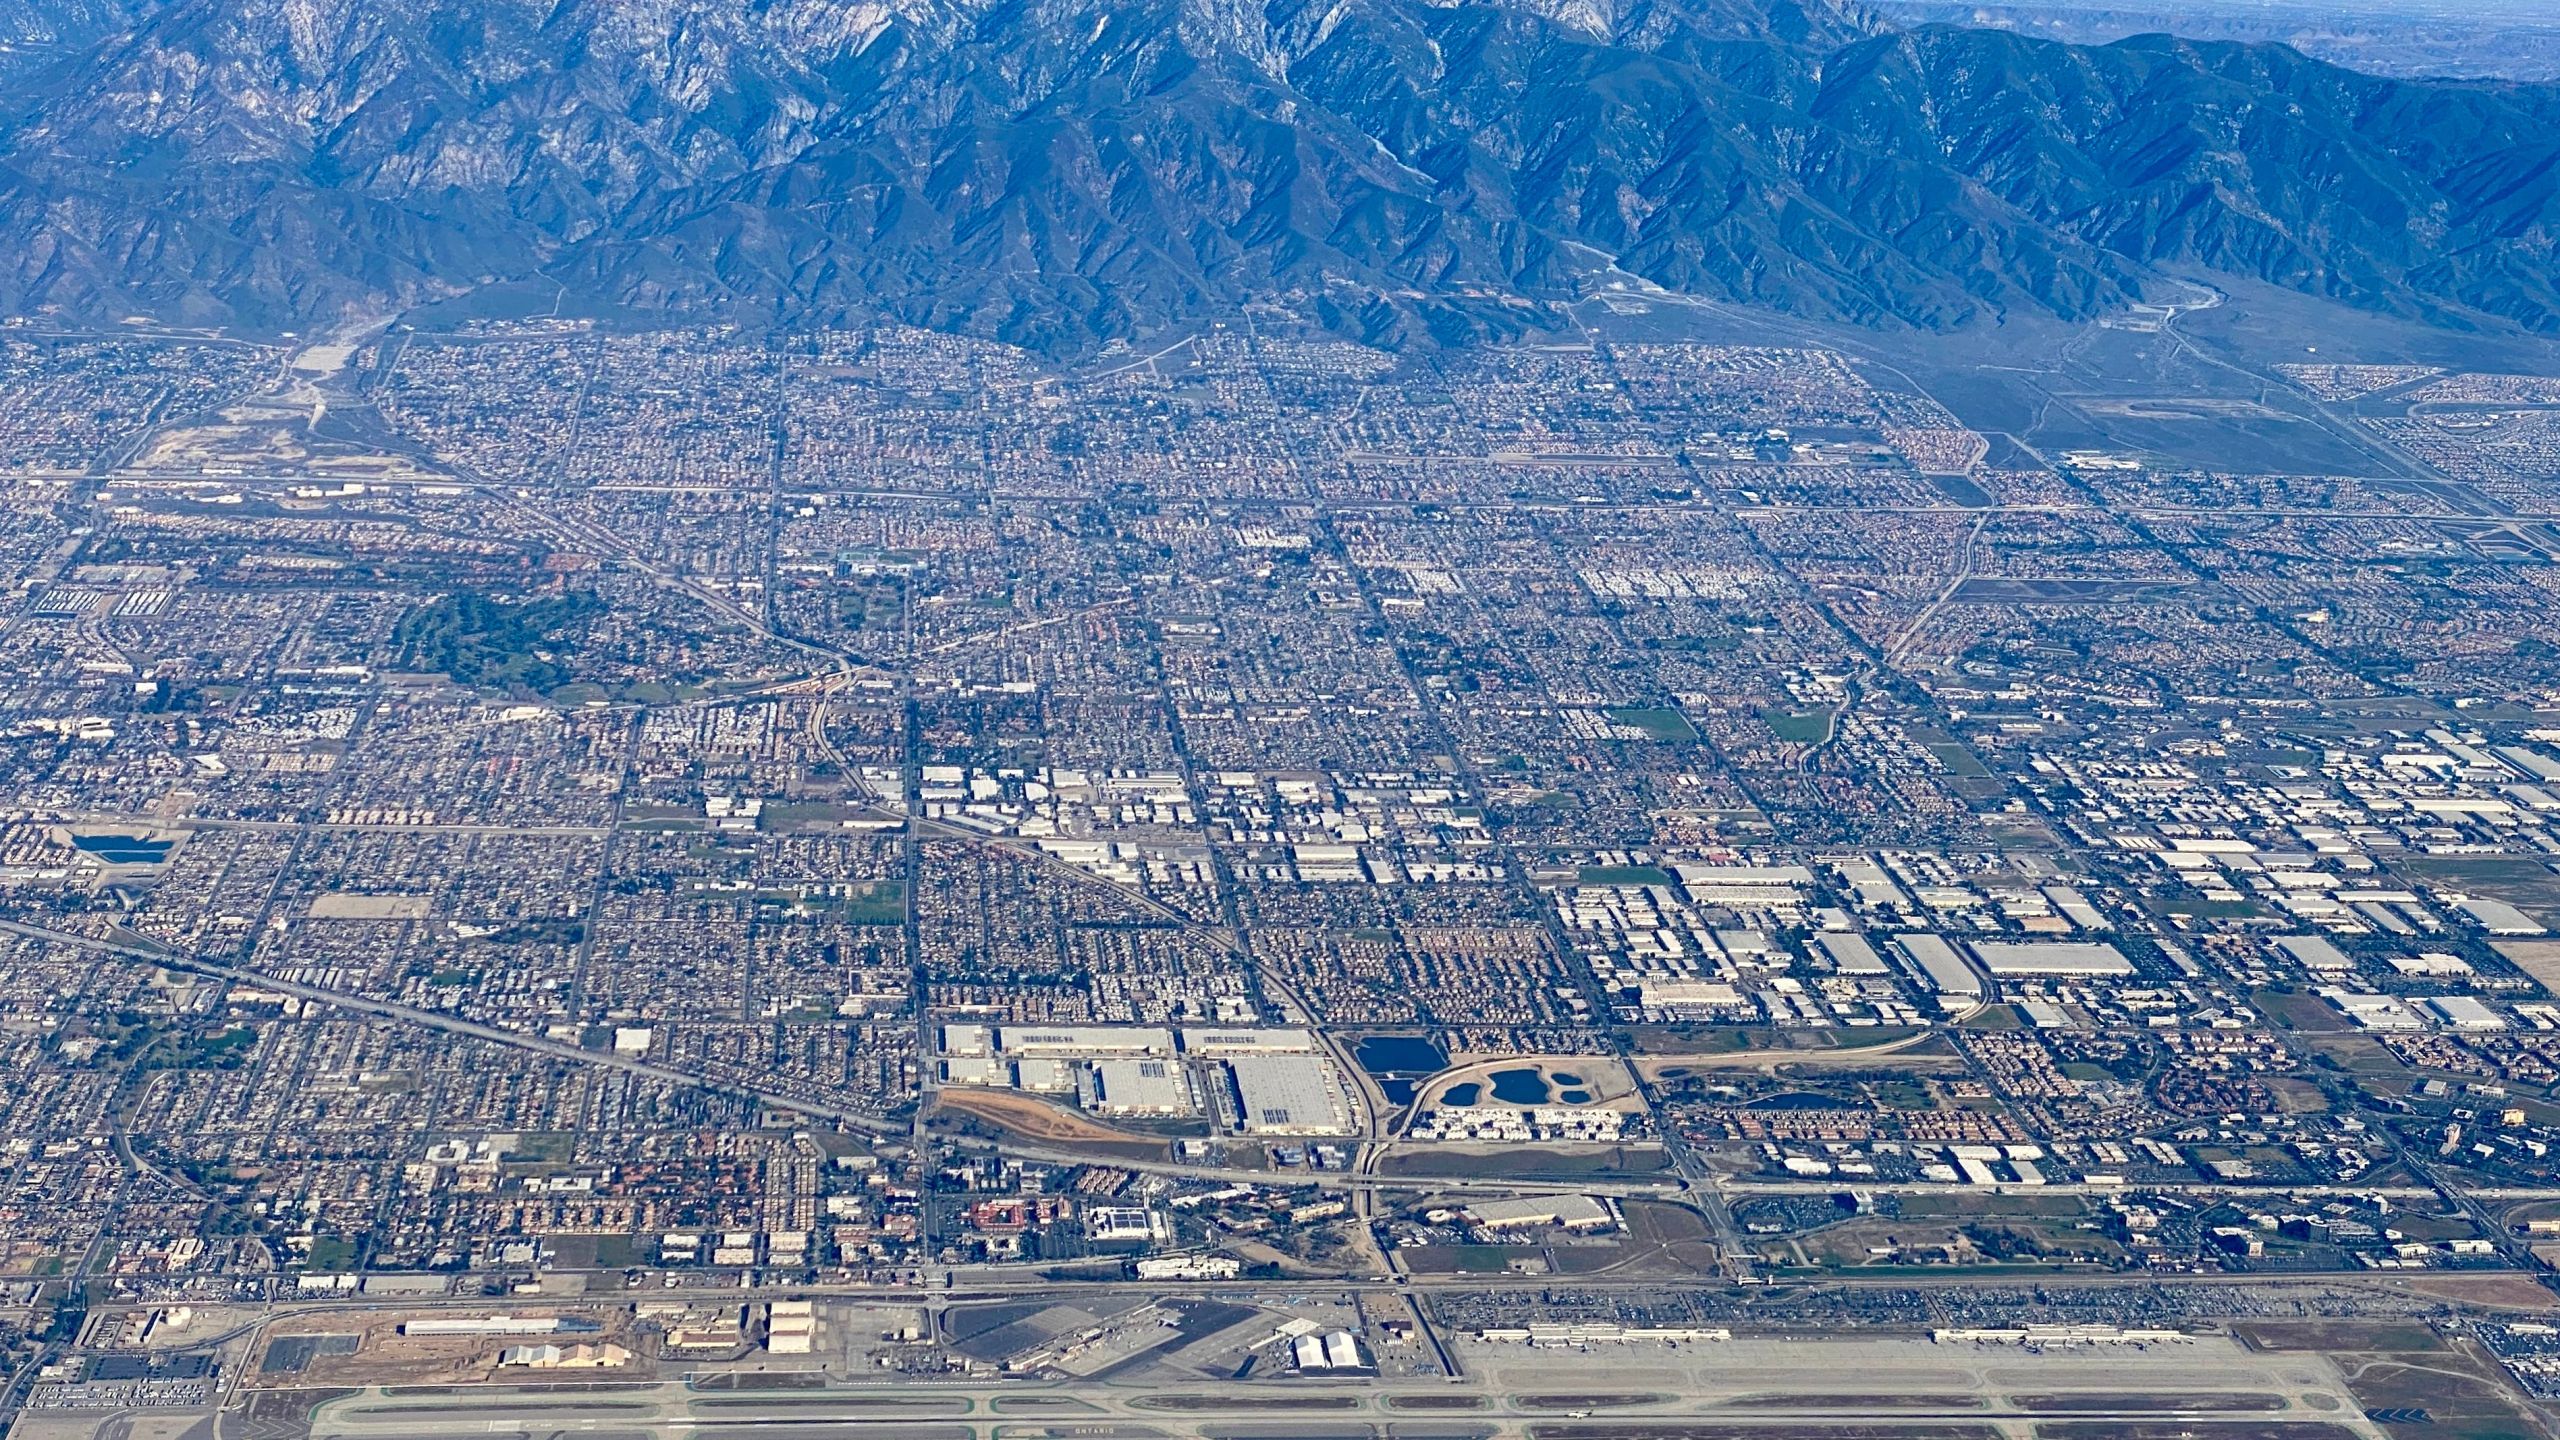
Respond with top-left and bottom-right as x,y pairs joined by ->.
0,0 -> 2553,352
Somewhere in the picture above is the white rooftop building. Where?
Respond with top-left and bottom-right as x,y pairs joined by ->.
1226,1054 -> 1352,1134
996,1026 -> 1174,1057
1082,1058 -> 1195,1115
1968,940 -> 2135,977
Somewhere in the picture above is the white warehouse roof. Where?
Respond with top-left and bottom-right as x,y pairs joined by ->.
1225,1054 -> 1350,1134
1967,940 -> 2134,976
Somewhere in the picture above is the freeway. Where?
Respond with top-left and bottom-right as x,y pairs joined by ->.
0,916 -> 1678,1200
1882,506 -> 1988,666
18,908 -> 2558,1218
46,810 -> 613,838
1720,1178 -> 2560,1202
0,916 -> 909,1139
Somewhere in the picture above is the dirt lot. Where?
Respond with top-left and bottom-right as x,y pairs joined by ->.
2332,1342 -> 2547,1440
2228,1320 -> 2445,1353
1639,1031 -> 1964,1078
931,1087 -> 1161,1146
2369,1271 -> 2560,1310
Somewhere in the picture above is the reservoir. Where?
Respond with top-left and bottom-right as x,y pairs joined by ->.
1353,1034 -> 1449,1106
73,833 -> 173,865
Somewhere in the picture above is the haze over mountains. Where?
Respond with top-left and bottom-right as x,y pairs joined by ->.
0,0 -> 2557,352
1876,0 -> 2560,83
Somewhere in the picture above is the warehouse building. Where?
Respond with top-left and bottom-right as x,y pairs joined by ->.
2422,995 -> 2508,1031
2321,988 -> 2427,1031
2277,935 -> 2352,971
1894,933 -> 1982,1000
1181,1026 -> 1320,1056
1814,931 -> 1889,974
2457,896 -> 2547,936
1462,1194 -> 1616,1233
1637,978 -> 1749,1014
940,1056 -> 1006,1086
1082,1058 -> 1196,1115
1225,1054 -> 1352,1134
1013,1057 -> 1076,1092
1673,863 -> 1814,905
1967,940 -> 2134,977
996,1026 -> 1175,1057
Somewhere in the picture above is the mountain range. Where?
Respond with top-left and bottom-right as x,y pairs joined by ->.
1875,0 -> 2560,83
0,0 -> 2556,352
